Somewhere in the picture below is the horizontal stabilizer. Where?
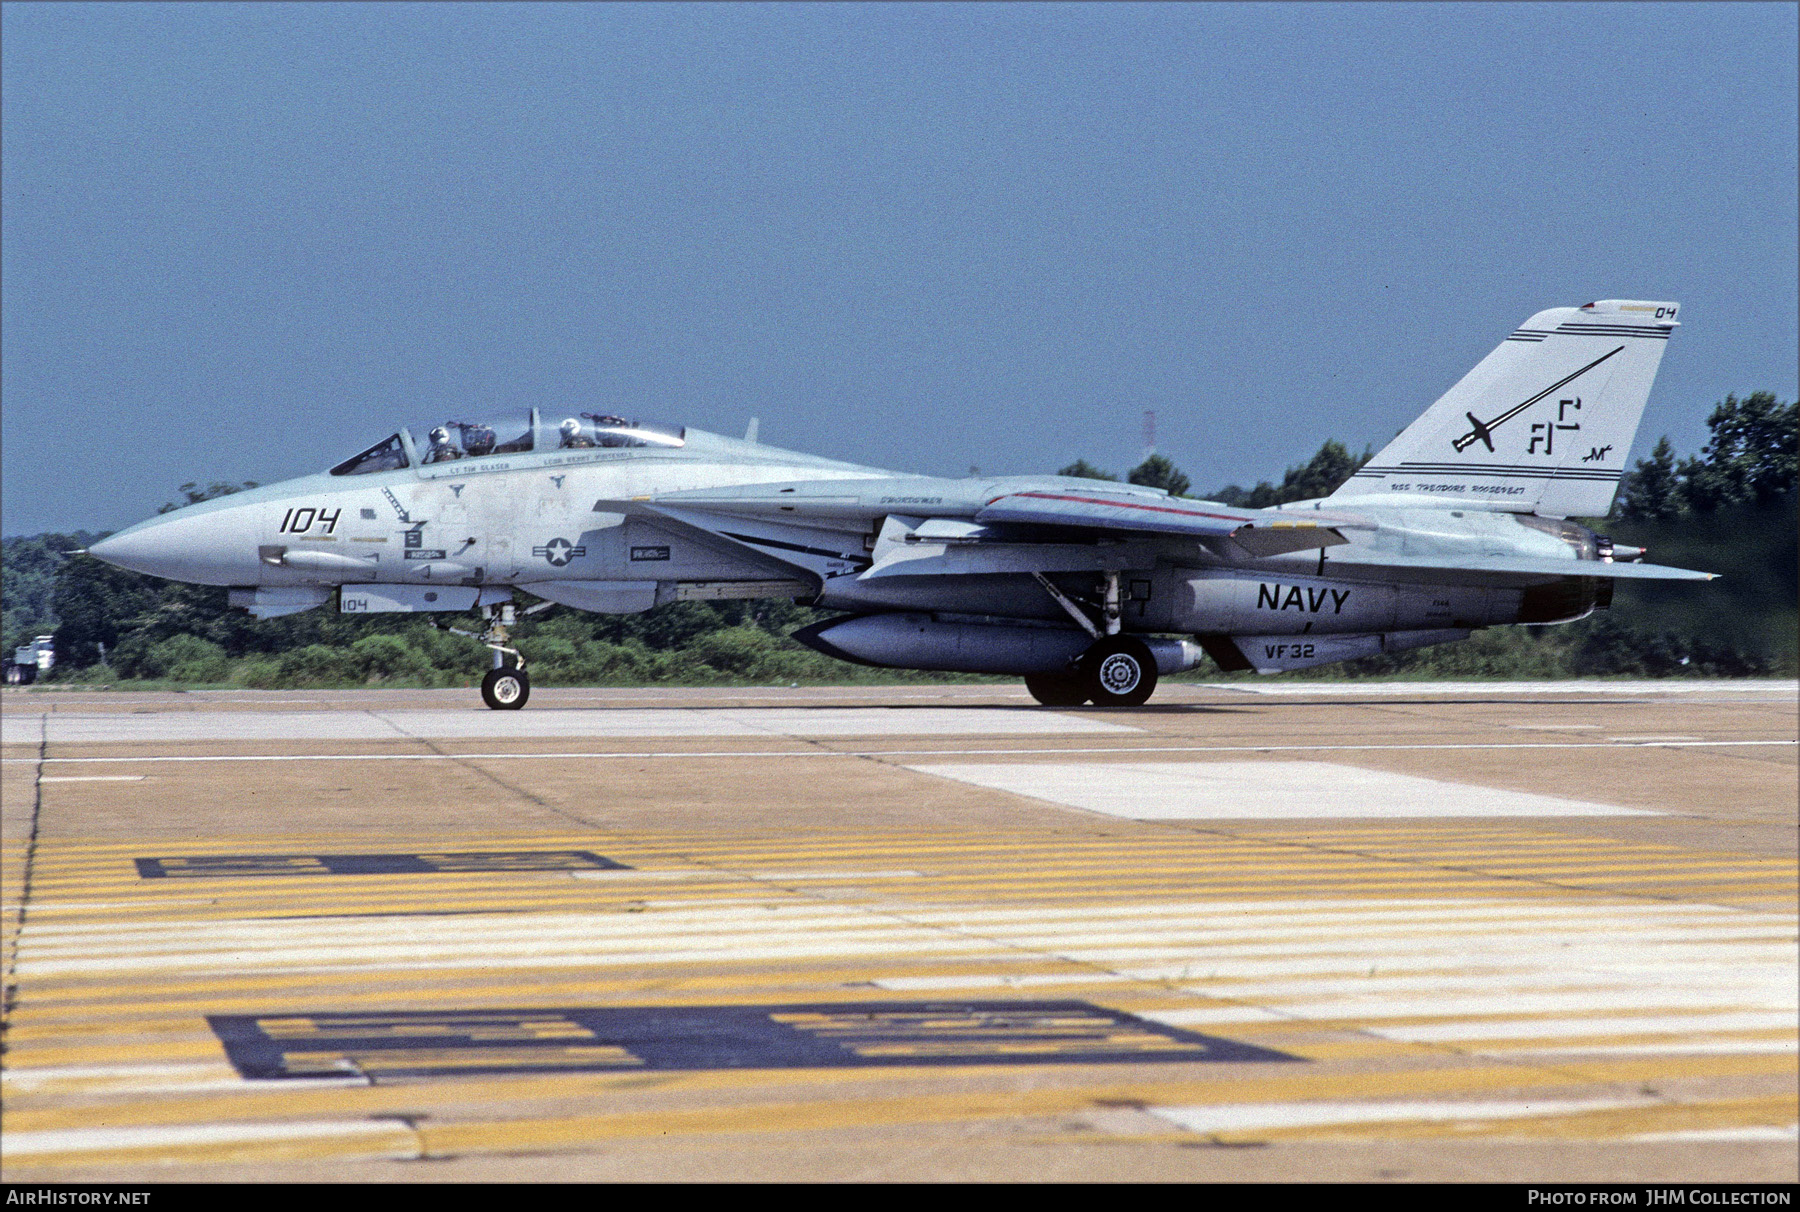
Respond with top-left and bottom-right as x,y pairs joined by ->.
1328,553 -> 1714,581
1226,509 -> 1376,557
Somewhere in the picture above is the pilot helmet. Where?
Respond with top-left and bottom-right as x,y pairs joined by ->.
429,426 -> 451,445
559,418 -> 582,437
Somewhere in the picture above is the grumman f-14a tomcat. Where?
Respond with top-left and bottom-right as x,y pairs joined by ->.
90,298 -> 1711,709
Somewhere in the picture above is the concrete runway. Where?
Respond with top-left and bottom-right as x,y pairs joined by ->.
2,680 -> 1794,1182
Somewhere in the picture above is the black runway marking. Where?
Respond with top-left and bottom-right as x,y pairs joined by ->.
134,851 -> 628,878
209,1002 -> 1301,1080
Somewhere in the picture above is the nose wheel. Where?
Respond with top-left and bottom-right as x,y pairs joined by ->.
481,664 -> 530,710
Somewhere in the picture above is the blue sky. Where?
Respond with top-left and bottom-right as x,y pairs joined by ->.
4,2 -> 1795,535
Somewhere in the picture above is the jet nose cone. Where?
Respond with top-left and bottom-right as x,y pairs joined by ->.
87,523 -> 168,577
89,506 -> 265,585
88,518 -> 186,579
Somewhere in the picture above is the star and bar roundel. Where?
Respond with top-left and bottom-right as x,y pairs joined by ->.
532,537 -> 587,566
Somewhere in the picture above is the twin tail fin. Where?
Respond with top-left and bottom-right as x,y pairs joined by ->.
1334,299 -> 1679,517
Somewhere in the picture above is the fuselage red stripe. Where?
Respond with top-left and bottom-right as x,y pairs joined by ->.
986,491 -> 1249,525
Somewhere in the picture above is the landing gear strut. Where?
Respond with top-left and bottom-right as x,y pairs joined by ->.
1024,571 -> 1159,708
442,601 -> 530,710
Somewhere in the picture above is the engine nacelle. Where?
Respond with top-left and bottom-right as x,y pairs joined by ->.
1170,570 -> 1522,635
1518,577 -> 1608,624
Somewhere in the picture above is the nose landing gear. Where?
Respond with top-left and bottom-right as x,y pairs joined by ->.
440,600 -> 530,710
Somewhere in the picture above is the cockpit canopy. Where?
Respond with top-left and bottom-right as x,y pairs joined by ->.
548,413 -> 686,451
418,416 -> 534,465
328,409 -> 686,475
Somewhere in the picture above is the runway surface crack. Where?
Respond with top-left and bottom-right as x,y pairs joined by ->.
2,713 -> 49,1043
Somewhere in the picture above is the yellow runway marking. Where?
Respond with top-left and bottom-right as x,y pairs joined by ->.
6,807 -> 1794,1175
8,1052 -> 1793,1144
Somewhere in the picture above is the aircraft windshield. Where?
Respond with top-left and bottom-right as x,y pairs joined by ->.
551,414 -> 686,450
416,415 -> 534,464
330,434 -> 409,476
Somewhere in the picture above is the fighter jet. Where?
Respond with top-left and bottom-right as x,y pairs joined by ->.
91,298 -> 1710,709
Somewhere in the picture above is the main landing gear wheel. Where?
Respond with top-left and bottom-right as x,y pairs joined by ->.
1081,636 -> 1158,707
481,665 -> 530,710
1024,670 -> 1089,707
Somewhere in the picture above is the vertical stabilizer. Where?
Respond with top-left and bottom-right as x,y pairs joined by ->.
1334,300 -> 1679,516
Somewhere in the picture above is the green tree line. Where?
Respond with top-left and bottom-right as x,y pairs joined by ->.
1057,439 -> 1372,509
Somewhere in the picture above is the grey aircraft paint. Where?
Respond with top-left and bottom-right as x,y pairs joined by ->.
89,300 -> 1712,708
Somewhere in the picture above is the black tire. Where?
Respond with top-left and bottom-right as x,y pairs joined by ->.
1024,671 -> 1088,707
1080,636 -> 1158,707
481,666 -> 530,710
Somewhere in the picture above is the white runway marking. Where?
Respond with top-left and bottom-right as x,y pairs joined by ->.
905,761 -> 1654,819
1630,1126 -> 1799,1143
15,898 -> 1791,1067
744,870 -> 927,881
1195,680 -> 1798,697
6,740 -> 1790,767
870,972 -> 1132,991
36,775 -> 146,783
2,1120 -> 415,1158
1136,1005 -> 1296,1026
1370,1010 -> 1799,1043
892,899 -> 1797,1045
3,707 -> 1136,744
0,1062 -> 365,1096
14,906 -> 1020,977
1147,1097 -> 1652,1137
1482,1039 -> 1798,1056
572,868 -> 928,885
